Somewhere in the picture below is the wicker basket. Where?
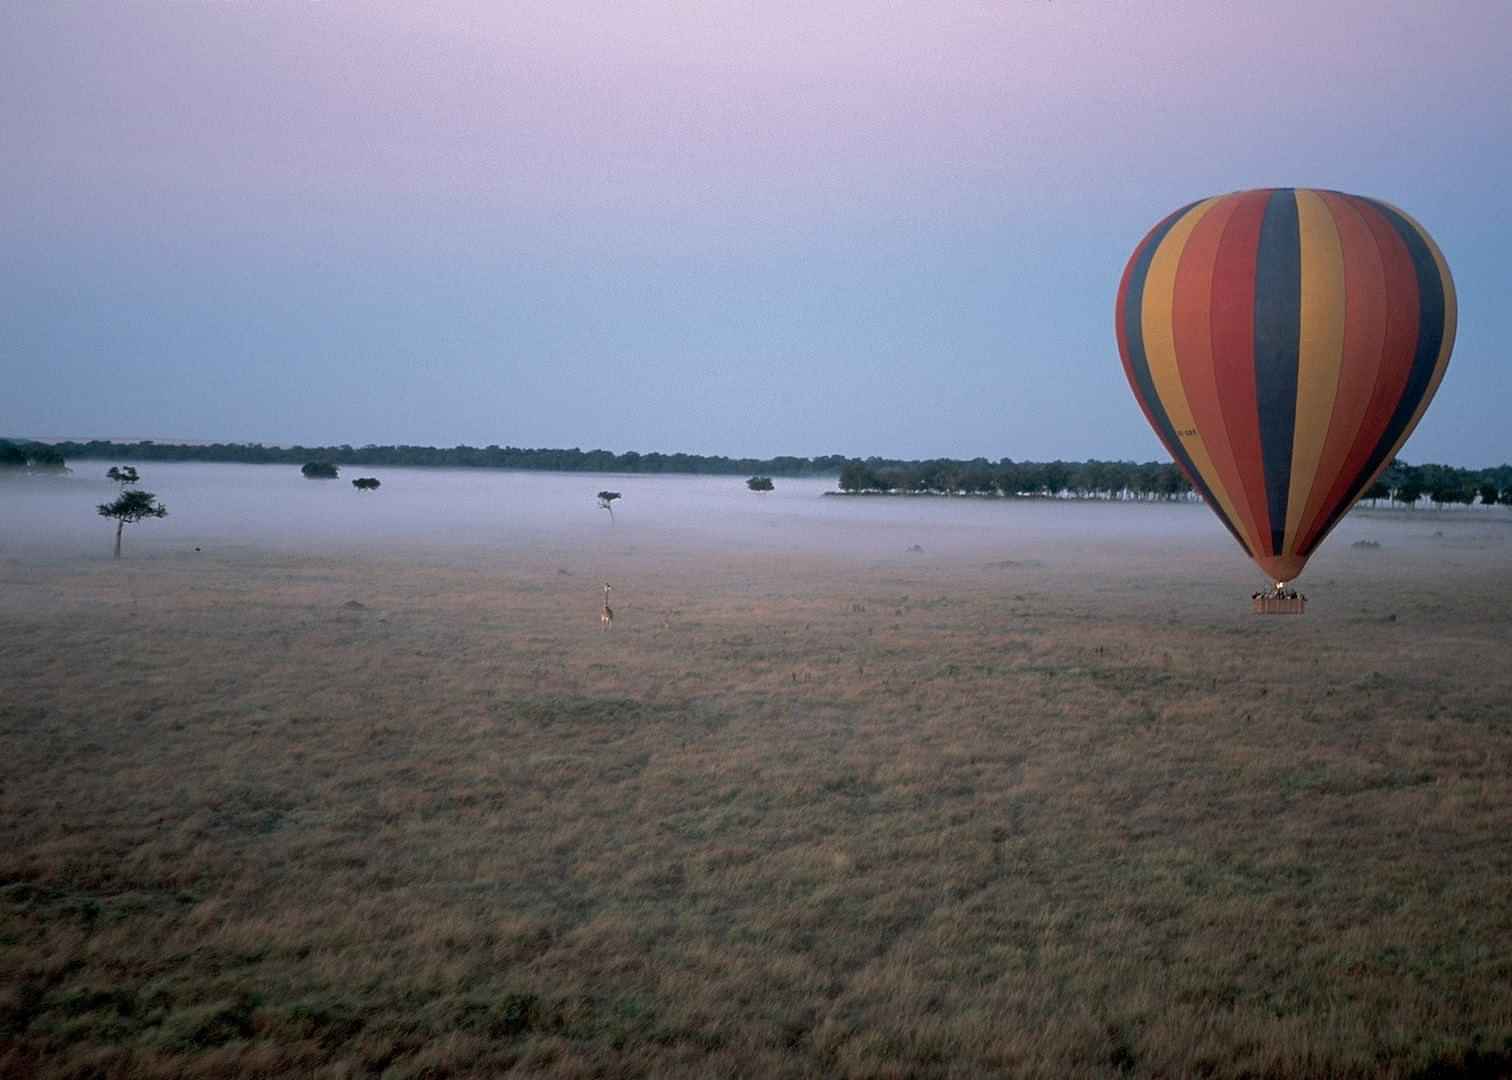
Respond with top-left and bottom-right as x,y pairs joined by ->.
1252,594 -> 1306,615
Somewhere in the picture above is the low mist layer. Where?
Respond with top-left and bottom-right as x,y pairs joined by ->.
6,463 -> 1501,589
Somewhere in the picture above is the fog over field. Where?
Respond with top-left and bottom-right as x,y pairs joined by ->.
6,462 -> 1501,583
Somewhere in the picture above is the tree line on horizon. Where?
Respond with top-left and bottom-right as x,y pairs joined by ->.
840,453 -> 1512,505
839,457 -> 1512,508
839,458 -> 1195,499
25,438 -> 851,477
5,437 -> 1511,508
0,440 -> 67,470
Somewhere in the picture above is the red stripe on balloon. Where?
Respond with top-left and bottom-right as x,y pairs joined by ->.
1171,194 -> 1263,552
1207,190 -> 1274,554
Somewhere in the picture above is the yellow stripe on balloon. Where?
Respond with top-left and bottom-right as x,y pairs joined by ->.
1139,198 -> 1258,553
1283,190 -> 1347,551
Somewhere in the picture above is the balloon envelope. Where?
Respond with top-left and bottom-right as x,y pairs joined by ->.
1115,188 -> 1455,583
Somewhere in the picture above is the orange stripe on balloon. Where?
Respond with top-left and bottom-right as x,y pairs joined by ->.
1282,190 -> 1347,553
1291,194 -> 1385,553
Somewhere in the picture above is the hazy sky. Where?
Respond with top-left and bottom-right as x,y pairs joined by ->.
3,1 -> 1509,464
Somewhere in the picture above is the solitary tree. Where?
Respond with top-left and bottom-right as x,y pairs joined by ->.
97,489 -> 168,559
107,465 -> 140,488
747,476 -> 774,492
302,462 -> 339,479
597,490 -> 621,523
352,477 -> 381,491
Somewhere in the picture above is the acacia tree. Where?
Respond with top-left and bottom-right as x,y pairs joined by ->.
98,489 -> 168,559
747,476 -> 774,492
597,490 -> 621,523
107,465 -> 140,488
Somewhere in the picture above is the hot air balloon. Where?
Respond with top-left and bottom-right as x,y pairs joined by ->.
1115,188 -> 1455,603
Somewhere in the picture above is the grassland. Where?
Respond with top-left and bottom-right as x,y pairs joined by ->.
3,513 -> 1511,1078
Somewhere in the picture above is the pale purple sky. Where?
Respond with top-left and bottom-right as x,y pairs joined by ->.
4,1 -> 1509,463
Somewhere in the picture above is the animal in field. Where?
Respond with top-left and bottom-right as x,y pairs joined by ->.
600,583 -> 614,628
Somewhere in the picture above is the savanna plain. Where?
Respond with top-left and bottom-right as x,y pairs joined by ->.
3,467 -> 1511,1078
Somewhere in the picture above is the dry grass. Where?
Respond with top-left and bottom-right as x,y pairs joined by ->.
3,519 -> 1512,1078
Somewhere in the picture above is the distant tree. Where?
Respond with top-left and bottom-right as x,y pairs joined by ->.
97,489 -> 168,559
352,477 -> 381,491
993,460 -> 1023,497
1156,464 -> 1189,500
107,465 -> 140,488
1428,479 -> 1469,510
1476,482 -> 1500,507
960,462 -> 994,494
1380,458 -> 1411,492
1393,473 -> 1424,509
1103,461 -> 1133,499
26,445 -> 67,470
0,441 -> 26,469
302,462 -> 339,479
928,461 -> 962,493
1020,461 -> 1051,496
1363,479 -> 1390,506
838,461 -> 882,493
1077,460 -> 1113,499
747,476 -> 774,492
597,490 -> 621,522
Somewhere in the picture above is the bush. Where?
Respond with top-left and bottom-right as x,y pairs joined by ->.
301,462 -> 339,479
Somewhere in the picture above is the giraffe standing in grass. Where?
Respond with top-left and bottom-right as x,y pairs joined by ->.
600,583 -> 614,629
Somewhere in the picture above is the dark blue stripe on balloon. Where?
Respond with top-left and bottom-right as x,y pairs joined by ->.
1300,200 -> 1447,556
1252,189 -> 1301,557
1122,203 -> 1252,556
